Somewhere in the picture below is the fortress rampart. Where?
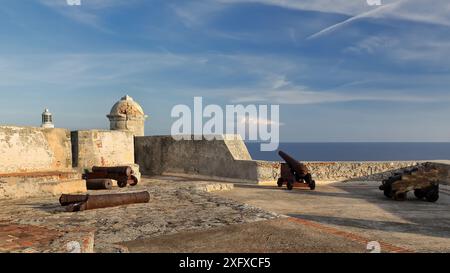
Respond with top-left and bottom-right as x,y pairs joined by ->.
134,135 -> 443,184
1,126 -> 449,199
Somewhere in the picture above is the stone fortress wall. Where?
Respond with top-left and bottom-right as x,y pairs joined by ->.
135,135 -> 281,183
0,126 -> 72,174
71,130 -> 135,172
0,126 -> 137,199
1,126 -> 450,199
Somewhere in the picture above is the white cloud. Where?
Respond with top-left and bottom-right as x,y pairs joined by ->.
269,75 -> 291,89
215,0 -> 450,39
344,35 -> 398,55
220,0 -> 450,26
239,116 -> 284,126
0,52 -> 207,88
316,0 -> 450,39
229,85 -> 448,105
217,0 -> 374,15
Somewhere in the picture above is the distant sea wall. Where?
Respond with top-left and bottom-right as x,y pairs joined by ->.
304,161 -> 421,182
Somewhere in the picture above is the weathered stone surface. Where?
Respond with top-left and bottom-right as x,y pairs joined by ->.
107,95 -> 148,137
71,130 -> 135,171
0,126 -> 72,173
304,161 -> 422,181
0,170 -> 86,200
135,135 -> 277,184
0,177 -> 86,199
39,179 -> 87,196
0,177 -> 279,253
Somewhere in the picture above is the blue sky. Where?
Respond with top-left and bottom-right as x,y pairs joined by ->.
0,0 -> 449,142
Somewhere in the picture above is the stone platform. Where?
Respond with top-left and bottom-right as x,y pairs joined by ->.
2,175 -> 450,253
0,171 -> 86,199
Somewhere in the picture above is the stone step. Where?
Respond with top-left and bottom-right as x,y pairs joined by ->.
0,179 -> 87,200
0,171 -> 81,184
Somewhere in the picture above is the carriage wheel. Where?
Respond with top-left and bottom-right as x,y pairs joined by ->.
277,178 -> 284,188
286,180 -> 294,191
425,186 -> 439,202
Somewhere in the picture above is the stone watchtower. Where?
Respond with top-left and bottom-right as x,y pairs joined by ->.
107,95 -> 148,136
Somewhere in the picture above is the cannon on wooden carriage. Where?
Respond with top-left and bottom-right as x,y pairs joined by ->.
83,166 -> 139,188
379,163 -> 444,202
277,151 -> 316,191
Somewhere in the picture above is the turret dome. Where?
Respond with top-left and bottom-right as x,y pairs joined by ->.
107,95 -> 148,136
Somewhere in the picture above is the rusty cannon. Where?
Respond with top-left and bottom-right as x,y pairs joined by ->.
60,191 -> 150,212
86,179 -> 113,190
379,163 -> 443,202
277,150 -> 316,191
83,166 -> 139,188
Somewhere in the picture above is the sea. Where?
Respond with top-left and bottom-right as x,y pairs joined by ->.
245,142 -> 450,162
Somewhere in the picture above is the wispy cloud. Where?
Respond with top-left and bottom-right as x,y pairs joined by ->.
217,0 -> 374,16
229,85 -> 448,105
307,3 -> 399,40
308,0 -> 450,39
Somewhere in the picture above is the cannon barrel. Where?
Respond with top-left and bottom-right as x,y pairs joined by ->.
60,191 -> 150,212
86,179 -> 113,190
60,194 -> 88,206
92,166 -> 133,177
278,150 -> 309,176
83,172 -> 134,188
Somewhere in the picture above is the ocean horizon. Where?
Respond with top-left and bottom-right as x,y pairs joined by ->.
245,142 -> 450,162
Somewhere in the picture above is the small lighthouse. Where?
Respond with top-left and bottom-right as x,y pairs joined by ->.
41,109 -> 55,129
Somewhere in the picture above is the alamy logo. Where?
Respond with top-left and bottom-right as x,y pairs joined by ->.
171,97 -> 280,151
67,0 -> 81,6
367,0 -> 382,6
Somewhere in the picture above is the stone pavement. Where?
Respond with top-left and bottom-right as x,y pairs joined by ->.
217,181 -> 450,253
2,176 -> 449,253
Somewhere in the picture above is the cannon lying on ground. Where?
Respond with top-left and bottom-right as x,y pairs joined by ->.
277,150 -> 316,191
83,166 -> 138,188
379,163 -> 445,202
60,191 -> 150,212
